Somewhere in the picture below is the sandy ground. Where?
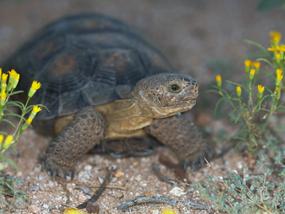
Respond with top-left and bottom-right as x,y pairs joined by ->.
0,0 -> 285,213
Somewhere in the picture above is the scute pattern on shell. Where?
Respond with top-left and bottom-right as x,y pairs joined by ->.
3,14 -> 173,119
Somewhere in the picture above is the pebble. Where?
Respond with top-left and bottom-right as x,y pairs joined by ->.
42,203 -> 49,209
135,175 -> 142,182
30,204 -> 41,213
152,209 -> 160,214
30,184 -> 40,192
114,170 -> 124,178
78,165 -> 93,181
169,187 -> 186,197
98,176 -> 104,184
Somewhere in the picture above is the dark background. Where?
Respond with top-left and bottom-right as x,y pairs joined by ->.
1,0 -> 285,84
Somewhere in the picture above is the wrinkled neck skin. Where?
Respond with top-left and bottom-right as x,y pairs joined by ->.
95,97 -> 153,139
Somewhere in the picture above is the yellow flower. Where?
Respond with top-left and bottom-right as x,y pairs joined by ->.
8,69 -> 20,91
236,85 -> 242,97
32,105 -> 42,114
257,84 -> 265,100
215,74 -> 222,88
249,68 -> 256,80
24,105 -> 42,127
270,31 -> 282,45
1,73 -> 8,100
0,134 -> 4,144
1,73 -> 8,90
1,73 -> 8,83
31,81 -> 41,90
28,80 -> 41,97
244,59 -> 251,72
253,61 -> 261,70
26,118 -> 33,125
257,84 -> 265,94
63,208 -> 88,214
0,90 -> 6,105
244,59 -> 251,67
0,68 -> 2,78
276,68 -> 283,85
3,135 -> 13,150
161,207 -> 177,214
268,45 -> 285,52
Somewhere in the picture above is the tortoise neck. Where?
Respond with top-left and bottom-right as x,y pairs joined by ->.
95,98 -> 154,139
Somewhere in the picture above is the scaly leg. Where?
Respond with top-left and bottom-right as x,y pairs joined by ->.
145,113 -> 211,170
41,107 -> 105,178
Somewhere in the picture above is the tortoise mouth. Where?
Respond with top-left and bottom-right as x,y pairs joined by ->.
159,98 -> 197,112
168,96 -> 197,108
153,98 -> 196,118
176,98 -> 197,110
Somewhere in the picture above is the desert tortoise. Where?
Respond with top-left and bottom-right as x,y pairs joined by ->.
4,14 -> 207,178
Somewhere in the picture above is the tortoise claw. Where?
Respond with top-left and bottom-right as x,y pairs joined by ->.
41,157 -> 75,179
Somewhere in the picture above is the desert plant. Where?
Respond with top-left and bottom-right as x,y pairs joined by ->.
0,68 -> 43,208
214,31 -> 285,152
194,31 -> 285,214
0,68 -> 43,171
194,144 -> 285,214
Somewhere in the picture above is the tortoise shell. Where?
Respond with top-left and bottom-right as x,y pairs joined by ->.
4,14 -> 173,119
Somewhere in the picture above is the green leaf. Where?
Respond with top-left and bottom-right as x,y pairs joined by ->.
244,39 -> 267,52
257,0 -> 285,11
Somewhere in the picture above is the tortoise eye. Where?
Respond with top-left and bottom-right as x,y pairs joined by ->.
169,83 -> 181,93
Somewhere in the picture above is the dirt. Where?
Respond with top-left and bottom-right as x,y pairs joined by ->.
0,0 -> 285,213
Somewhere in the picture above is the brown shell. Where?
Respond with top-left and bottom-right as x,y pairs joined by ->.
4,14 -> 173,119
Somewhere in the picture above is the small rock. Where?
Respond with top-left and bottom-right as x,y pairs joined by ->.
84,165 -> 92,171
86,202 -> 100,213
30,184 -> 40,192
169,187 -> 186,197
135,175 -> 142,182
152,209 -> 159,214
78,186 -> 93,197
98,176 -> 104,184
66,183 -> 76,192
114,170 -> 124,178
42,203 -> 49,209
30,204 -> 41,213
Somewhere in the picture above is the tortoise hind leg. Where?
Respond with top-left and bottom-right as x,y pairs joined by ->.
41,107 -> 105,178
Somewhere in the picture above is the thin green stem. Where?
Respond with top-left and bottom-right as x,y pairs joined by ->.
13,97 -> 31,142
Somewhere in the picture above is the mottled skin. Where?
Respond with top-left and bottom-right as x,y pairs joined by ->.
42,73 -> 200,177
146,114 -> 208,170
3,14 -> 208,178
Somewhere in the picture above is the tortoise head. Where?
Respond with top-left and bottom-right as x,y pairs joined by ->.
131,73 -> 199,118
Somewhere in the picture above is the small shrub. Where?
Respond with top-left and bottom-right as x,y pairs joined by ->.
0,68 -> 43,206
194,31 -> 285,214
214,31 -> 285,152
194,146 -> 285,214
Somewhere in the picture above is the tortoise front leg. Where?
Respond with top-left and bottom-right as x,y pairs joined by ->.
41,107 -> 105,178
145,113 -> 210,170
